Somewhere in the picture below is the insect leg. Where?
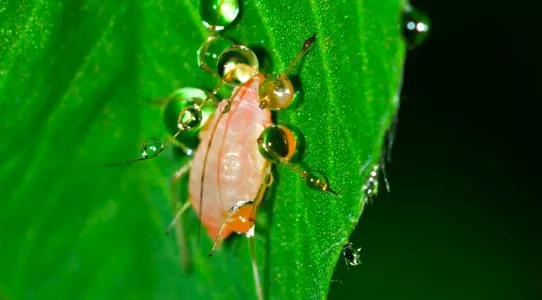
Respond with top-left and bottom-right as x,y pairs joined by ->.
247,168 -> 271,300
207,198 -> 264,300
258,34 -> 317,110
257,125 -> 339,196
166,162 -> 192,270
248,236 -> 264,300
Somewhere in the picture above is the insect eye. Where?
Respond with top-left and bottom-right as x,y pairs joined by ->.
217,45 -> 259,86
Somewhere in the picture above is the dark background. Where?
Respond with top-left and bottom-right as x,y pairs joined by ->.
329,1 -> 541,299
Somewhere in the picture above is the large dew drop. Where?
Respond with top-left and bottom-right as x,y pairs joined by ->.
217,45 -> 259,86
197,36 -> 235,73
402,4 -> 430,49
199,0 -> 240,31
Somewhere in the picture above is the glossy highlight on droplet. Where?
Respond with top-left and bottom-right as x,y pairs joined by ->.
197,36 -> 235,73
258,75 -> 295,110
402,4 -> 430,49
141,138 -> 163,158
164,87 -> 217,150
199,0 -> 240,31
362,165 -> 380,203
257,125 -> 296,164
178,105 -> 203,130
303,170 -> 330,191
217,45 -> 259,86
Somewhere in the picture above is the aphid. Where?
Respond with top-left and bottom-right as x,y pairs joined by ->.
104,1 -> 339,299
342,242 -> 362,268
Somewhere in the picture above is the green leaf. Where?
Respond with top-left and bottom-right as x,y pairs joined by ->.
0,0 -> 405,299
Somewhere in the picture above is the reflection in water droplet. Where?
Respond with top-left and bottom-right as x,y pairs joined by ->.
141,138 -> 163,158
257,125 -> 296,164
217,45 -> 259,86
303,170 -> 330,191
258,75 -> 295,110
342,242 -> 362,266
199,0 -> 240,31
164,88 -> 217,151
402,4 -> 430,49
197,36 -> 235,73
178,105 -> 203,130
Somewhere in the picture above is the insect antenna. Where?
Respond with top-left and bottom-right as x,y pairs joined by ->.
256,135 -> 340,197
281,33 -> 317,78
100,131 -> 184,167
101,81 -> 225,168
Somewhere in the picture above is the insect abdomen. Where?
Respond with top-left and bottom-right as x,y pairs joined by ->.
189,74 -> 271,240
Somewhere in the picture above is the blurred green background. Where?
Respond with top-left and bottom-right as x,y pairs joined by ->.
329,0 -> 542,299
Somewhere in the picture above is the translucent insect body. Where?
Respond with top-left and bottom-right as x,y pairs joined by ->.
104,1 -> 339,299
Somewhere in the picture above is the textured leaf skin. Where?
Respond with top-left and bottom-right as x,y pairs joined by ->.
0,0 -> 405,299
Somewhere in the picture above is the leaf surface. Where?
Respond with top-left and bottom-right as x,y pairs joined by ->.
0,0 -> 405,299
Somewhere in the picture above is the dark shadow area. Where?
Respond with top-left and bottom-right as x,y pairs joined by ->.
250,45 -> 274,74
328,0 -> 542,299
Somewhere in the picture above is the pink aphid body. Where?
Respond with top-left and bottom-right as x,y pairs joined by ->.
189,73 -> 271,241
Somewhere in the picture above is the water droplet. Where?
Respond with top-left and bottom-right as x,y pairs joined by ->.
164,88 -> 217,150
258,75 -> 295,110
141,138 -> 162,158
342,242 -> 362,266
257,125 -> 296,164
217,45 -> 259,86
303,170 -> 330,191
178,105 -> 203,130
197,36 -> 235,73
362,165 -> 380,203
199,0 -> 239,31
402,4 -> 430,49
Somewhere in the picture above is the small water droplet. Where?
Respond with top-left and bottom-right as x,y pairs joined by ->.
303,170 -> 329,191
197,36 -> 235,72
164,88 -> 217,150
362,165 -> 380,203
141,138 -> 162,158
342,242 -> 362,266
199,0 -> 239,31
178,105 -> 203,130
402,4 -> 430,49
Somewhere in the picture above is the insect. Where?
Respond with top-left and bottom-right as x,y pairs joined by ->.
104,1 -> 339,299
342,242 -> 362,268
